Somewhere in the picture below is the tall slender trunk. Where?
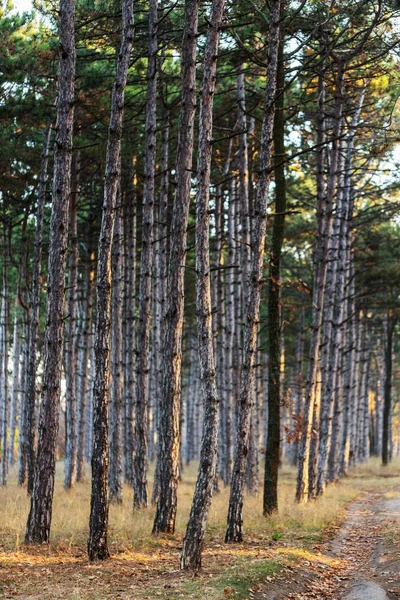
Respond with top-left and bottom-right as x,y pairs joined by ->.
25,120 -> 52,495
349,310 -> 362,466
133,0 -> 157,509
180,0 -> 226,570
356,315 -> 368,462
237,66 -> 250,333
85,324 -> 95,464
64,156 -> 79,490
225,0 -> 281,542
291,308 -> 305,465
263,26 -> 285,515
0,251 -> 9,486
151,109 -> 170,505
223,182 -> 236,486
76,250 -> 94,482
109,207 -> 123,503
25,0 -> 75,543
295,60 -> 345,503
152,0 -> 198,532
17,318 -> 29,485
8,312 -> 20,466
123,154 -> 137,485
88,0 -> 133,560
382,314 -> 396,466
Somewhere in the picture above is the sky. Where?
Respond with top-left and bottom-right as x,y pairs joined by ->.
12,0 -> 33,11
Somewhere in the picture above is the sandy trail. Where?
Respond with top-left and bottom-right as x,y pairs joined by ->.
259,490 -> 400,599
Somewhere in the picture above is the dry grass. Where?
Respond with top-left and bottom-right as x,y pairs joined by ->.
0,457 -> 399,599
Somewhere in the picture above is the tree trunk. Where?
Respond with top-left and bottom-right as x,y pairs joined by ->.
25,119 -> 52,495
151,108 -> 170,505
295,60 -> 344,503
0,252 -> 9,486
88,0 -> 133,560
109,207 -> 123,503
17,318 -> 29,486
180,0 -> 226,569
76,251 -> 94,482
152,0 -> 198,531
133,0 -> 157,509
263,26 -> 285,515
25,0 -> 76,543
223,181 -> 236,486
225,0 -> 281,542
122,154 -> 137,485
8,312 -> 20,466
382,314 -> 396,466
64,155 -> 79,490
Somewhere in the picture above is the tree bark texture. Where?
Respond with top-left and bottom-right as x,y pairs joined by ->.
263,27 -> 285,516
109,207 -> 123,503
133,0 -> 157,509
180,0 -> 226,569
295,61 -> 344,503
64,155 -> 79,490
88,0 -> 133,560
153,0 -> 198,532
25,119 -> 52,495
226,0 -> 281,542
25,0 -> 76,542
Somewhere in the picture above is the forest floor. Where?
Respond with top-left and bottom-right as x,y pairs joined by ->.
0,459 -> 399,600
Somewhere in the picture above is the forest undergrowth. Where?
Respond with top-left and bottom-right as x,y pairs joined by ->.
1,458 -> 400,600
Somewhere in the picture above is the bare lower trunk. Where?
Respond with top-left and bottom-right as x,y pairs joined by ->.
226,0 -> 281,542
25,119 -> 52,495
17,319 -> 28,486
152,0 -> 198,532
263,27 -> 285,515
382,314 -> 396,466
151,108 -> 170,505
8,312 -> 20,466
88,0 -> 133,560
122,155 -> 137,485
180,0 -> 226,570
0,258 -> 9,486
76,253 -> 94,482
223,183 -> 235,486
64,156 -> 79,490
25,0 -> 75,543
295,61 -> 344,503
134,0 -> 157,509
109,208 -> 123,504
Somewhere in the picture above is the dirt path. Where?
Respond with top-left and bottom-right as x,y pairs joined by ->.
259,489 -> 400,599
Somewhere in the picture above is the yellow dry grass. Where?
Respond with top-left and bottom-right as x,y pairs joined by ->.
0,457 -> 399,599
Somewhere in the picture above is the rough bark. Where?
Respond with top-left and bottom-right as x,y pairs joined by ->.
382,314 -> 396,466
122,154 -> 137,485
223,181 -> 236,486
8,312 -> 20,466
180,0 -> 225,569
109,207 -> 123,504
225,0 -> 281,542
17,318 -> 28,485
0,257 -> 9,486
295,61 -> 344,503
76,251 -> 94,482
133,0 -> 157,509
64,156 -> 79,490
25,119 -> 52,495
263,27 -> 286,515
152,0 -> 198,531
25,0 -> 76,542
151,108 -> 170,505
88,0 -> 133,560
